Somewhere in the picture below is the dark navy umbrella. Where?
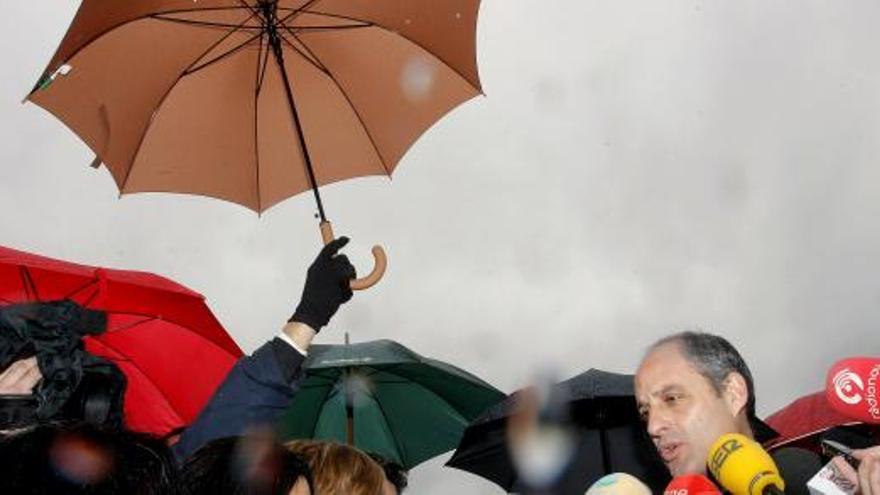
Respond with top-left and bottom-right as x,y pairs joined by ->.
446,369 -> 671,493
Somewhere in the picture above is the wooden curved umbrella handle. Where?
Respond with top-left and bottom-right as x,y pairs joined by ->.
320,222 -> 386,291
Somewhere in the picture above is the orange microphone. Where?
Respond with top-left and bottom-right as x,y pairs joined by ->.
664,474 -> 722,495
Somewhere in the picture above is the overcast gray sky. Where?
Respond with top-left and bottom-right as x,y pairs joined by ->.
3,1 -> 880,493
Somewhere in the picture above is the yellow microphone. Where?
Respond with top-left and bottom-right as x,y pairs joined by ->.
707,433 -> 785,495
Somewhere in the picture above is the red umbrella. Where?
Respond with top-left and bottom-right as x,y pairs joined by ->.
763,391 -> 865,451
0,245 -> 243,436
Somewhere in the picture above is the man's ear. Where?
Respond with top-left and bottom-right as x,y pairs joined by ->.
721,372 -> 749,417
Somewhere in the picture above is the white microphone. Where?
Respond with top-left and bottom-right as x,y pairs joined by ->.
585,472 -> 652,495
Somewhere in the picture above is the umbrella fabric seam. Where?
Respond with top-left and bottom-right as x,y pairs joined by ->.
365,384 -> 410,466
309,381 -> 339,439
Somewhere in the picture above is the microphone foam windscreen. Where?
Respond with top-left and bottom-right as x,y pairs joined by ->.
707,433 -> 785,495
585,472 -> 652,495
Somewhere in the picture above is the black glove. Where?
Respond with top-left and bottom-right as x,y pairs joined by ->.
289,237 -> 356,332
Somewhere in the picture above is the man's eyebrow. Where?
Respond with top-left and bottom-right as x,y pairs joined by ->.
642,384 -> 684,399
657,384 -> 684,396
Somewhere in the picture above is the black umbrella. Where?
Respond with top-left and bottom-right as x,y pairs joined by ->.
446,369 -> 670,493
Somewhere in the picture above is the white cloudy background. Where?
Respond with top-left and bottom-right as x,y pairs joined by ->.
3,1 -> 880,493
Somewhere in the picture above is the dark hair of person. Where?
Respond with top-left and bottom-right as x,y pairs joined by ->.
180,435 -> 313,495
651,331 -> 757,427
368,452 -> 408,493
0,420 -> 179,495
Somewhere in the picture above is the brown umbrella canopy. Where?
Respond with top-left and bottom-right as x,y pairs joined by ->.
29,0 -> 482,213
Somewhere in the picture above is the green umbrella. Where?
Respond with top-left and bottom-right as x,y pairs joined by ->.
276,338 -> 505,469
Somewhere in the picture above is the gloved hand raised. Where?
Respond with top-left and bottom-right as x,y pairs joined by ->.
289,237 -> 356,332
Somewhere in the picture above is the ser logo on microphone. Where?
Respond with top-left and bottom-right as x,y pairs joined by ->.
708,437 -> 742,474
832,368 -> 865,405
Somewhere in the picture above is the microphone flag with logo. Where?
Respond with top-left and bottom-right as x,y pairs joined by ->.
664,474 -> 722,495
707,433 -> 785,495
585,473 -> 652,495
826,357 -> 880,424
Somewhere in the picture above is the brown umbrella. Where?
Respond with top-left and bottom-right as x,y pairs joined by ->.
27,0 -> 483,289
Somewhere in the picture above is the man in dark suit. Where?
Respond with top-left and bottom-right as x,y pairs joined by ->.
634,331 -> 880,493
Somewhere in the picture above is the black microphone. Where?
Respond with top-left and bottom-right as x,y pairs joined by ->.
771,447 -> 823,495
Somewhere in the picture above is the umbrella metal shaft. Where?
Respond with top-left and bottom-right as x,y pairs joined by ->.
264,4 -> 328,223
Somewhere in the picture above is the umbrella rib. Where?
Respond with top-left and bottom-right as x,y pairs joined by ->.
19,267 -> 41,301
296,9 -> 482,93
280,29 -> 392,175
184,32 -> 264,76
360,364 -> 405,380
78,286 -> 102,308
138,6 -> 257,16
151,15 -> 264,31
118,11 -> 260,193
103,314 -> 155,333
256,29 -> 272,93
291,24 -> 373,32
253,31 -> 265,214
276,0 -> 323,26
58,277 -> 97,302
234,0 -> 262,18
277,30 -> 330,76
767,421 -> 862,449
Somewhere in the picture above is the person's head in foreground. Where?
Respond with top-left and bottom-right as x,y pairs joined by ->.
180,435 -> 312,495
0,421 -> 178,495
286,440 -> 385,495
367,452 -> 408,495
634,331 -> 756,476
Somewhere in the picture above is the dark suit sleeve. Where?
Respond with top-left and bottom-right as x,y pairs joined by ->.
172,337 -> 306,461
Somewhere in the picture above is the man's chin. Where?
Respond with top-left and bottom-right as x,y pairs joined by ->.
667,459 -> 707,477
666,452 -> 707,477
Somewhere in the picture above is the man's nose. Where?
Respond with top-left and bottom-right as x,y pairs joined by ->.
646,408 -> 669,438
